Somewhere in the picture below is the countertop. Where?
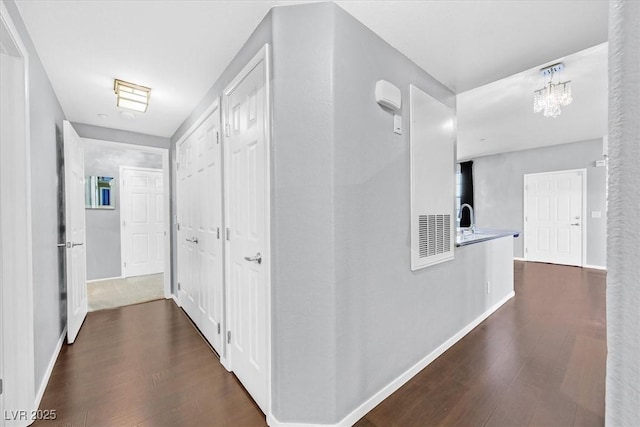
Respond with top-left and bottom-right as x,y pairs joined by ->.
456,228 -> 520,247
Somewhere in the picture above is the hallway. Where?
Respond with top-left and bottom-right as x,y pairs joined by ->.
34,261 -> 606,426
33,300 -> 264,427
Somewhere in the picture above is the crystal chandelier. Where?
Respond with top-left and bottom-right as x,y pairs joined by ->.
533,63 -> 573,118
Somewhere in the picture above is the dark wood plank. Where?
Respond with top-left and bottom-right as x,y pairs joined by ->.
32,300 -> 266,427
34,262 -> 606,426
356,262 -> 606,427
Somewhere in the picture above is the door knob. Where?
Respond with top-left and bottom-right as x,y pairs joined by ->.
571,223 -> 580,226
244,252 -> 262,264
186,237 -> 199,244
71,242 -> 84,247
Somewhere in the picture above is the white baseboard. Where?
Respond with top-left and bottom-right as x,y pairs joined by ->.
34,327 -> 66,411
86,275 -> 123,283
170,294 -> 181,307
513,257 -> 526,261
584,264 -> 607,271
268,291 -> 516,427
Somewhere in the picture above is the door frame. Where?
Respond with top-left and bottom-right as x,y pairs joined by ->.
173,98 -> 224,344
523,168 -> 587,267
0,0 -> 36,422
119,166 -> 165,279
173,99 -> 221,303
82,138 -> 172,298
222,44 -> 272,418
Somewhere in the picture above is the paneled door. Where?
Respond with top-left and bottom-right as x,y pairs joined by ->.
120,167 -> 164,277
177,104 -> 224,356
224,45 -> 270,413
63,121 -> 88,344
524,169 -> 585,266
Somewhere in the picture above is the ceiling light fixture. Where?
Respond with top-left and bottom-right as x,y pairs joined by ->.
114,79 -> 151,113
533,63 -> 573,118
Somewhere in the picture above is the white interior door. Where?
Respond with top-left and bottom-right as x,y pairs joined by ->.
224,47 -> 270,413
121,168 -> 164,277
177,106 -> 224,355
63,121 -> 88,344
524,169 -> 585,266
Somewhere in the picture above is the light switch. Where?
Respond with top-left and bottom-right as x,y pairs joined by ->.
591,211 -> 602,218
394,114 -> 402,135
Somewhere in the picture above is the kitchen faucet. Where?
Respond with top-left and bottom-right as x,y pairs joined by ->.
459,203 -> 476,234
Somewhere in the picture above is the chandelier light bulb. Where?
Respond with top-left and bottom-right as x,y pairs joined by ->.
533,63 -> 573,118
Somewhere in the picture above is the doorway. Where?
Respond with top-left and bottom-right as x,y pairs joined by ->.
176,100 -> 225,357
524,169 -> 586,266
77,137 -> 171,314
223,44 -> 272,415
1,1 -> 35,420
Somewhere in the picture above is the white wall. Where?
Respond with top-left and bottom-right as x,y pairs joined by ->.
605,0 -> 640,424
473,138 -> 607,267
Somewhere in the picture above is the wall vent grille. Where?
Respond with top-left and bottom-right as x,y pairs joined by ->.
419,214 -> 451,258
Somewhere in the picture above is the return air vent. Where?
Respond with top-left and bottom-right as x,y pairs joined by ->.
419,214 -> 451,258
410,85 -> 454,270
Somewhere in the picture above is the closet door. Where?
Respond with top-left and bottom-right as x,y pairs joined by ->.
177,105 -> 224,356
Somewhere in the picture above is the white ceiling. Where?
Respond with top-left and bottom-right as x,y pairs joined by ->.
457,43 -> 608,160
15,0 -> 314,137
17,0 -> 609,142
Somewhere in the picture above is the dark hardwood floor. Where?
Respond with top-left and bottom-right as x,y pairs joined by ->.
33,300 -> 266,427
356,261 -> 606,427
35,261 -> 605,426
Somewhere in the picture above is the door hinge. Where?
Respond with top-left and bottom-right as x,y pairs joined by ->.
525,248 -> 528,253
226,228 -> 230,241
217,324 -> 221,334
123,262 -> 127,268
177,223 -> 181,231
227,331 -> 231,344
0,378 -> 3,395
216,131 -> 220,144
225,123 -> 230,137
177,282 -> 181,291
122,220 -> 126,227
216,227 -> 220,239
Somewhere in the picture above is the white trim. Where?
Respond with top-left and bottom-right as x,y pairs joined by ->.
513,257 -> 526,261
0,2 -> 35,425
222,44 -> 272,419
266,291 -> 515,427
81,138 -> 172,299
174,97 -> 221,310
584,264 -> 607,271
523,168 -> 587,267
173,98 -> 221,147
170,293 -> 181,307
86,275 -> 124,283
33,327 -> 66,411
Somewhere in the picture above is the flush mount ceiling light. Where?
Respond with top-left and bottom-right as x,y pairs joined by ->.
114,79 -> 151,113
533,63 -> 573,118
